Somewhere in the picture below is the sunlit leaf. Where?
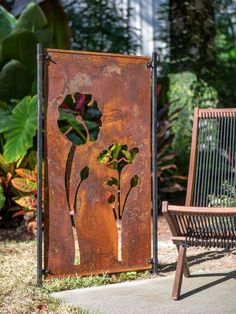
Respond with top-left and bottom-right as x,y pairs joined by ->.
11,178 -> 36,193
14,195 -> 36,210
15,168 -> 36,181
15,3 -> 47,33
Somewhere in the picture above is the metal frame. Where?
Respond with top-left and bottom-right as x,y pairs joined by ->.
36,47 -> 159,284
151,52 -> 158,274
37,43 -> 44,287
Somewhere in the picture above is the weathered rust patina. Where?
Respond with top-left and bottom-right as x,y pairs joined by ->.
44,49 -> 152,278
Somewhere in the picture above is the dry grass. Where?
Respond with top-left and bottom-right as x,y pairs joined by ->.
0,231 -> 150,313
0,236 -> 83,314
1,219 -> 235,313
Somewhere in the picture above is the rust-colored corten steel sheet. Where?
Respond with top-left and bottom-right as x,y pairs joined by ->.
44,49 -> 152,278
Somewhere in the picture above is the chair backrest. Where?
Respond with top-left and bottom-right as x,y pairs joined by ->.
186,108 -> 236,208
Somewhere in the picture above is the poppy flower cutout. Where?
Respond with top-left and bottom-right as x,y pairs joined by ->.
58,92 -> 102,146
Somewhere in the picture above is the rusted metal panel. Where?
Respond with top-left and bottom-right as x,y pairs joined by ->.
44,49 -> 152,277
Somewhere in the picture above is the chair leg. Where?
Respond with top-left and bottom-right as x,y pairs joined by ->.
172,245 -> 186,300
177,245 -> 190,278
184,255 -> 190,278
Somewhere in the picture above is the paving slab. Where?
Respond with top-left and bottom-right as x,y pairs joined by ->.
52,270 -> 236,314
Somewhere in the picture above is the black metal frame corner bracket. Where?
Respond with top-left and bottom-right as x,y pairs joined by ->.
37,43 -> 44,287
151,51 -> 158,274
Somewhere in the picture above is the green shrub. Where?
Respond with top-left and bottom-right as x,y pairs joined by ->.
168,72 -> 218,173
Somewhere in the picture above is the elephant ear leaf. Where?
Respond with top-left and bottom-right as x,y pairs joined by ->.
3,96 -> 37,164
15,3 -> 47,32
0,60 -> 32,101
0,108 -> 10,132
0,6 -> 16,42
130,175 -> 139,188
80,166 -> 90,181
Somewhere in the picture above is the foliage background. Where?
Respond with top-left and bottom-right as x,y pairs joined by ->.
1,0 -> 236,224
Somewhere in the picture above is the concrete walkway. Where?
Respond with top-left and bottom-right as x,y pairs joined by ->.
52,270 -> 236,314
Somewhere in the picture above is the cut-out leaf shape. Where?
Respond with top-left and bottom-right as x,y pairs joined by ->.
3,96 -> 37,163
107,193 -> 116,204
97,144 -> 139,172
107,177 -> 119,187
130,175 -> 139,188
58,92 -> 102,146
80,166 -> 90,181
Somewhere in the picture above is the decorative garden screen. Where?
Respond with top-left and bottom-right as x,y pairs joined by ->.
44,49 -> 152,278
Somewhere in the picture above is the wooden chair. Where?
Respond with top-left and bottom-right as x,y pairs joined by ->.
163,108 -> 236,300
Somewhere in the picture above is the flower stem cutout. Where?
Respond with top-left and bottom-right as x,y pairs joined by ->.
58,92 -> 102,265
97,144 -> 139,261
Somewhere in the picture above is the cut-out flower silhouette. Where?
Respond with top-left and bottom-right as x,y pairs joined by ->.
58,92 -> 102,265
97,144 -> 139,261
58,92 -> 102,145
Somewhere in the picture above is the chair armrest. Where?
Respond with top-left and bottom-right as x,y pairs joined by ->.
166,205 -> 236,216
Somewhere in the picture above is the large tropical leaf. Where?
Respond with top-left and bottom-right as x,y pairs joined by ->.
14,2 -> 52,48
0,6 -> 16,42
0,60 -> 32,101
15,3 -> 48,33
3,96 -> 37,163
1,30 -> 37,72
0,108 -> 10,133
41,0 -> 71,49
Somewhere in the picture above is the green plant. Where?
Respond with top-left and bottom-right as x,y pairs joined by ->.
11,167 -> 38,234
0,2 -> 70,102
209,181 -> 236,207
156,101 -> 186,202
0,151 -> 37,229
167,72 -> 218,174
0,184 -> 6,209
0,95 -> 37,163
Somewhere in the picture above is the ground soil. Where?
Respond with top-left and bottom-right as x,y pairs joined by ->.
0,217 -> 235,313
158,214 -> 236,275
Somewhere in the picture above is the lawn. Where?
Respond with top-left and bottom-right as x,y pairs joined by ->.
1,216 -> 235,313
0,231 -> 149,314
0,234 -> 83,314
